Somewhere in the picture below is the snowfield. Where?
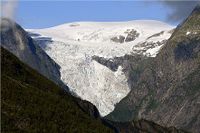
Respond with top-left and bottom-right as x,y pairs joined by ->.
28,20 -> 174,116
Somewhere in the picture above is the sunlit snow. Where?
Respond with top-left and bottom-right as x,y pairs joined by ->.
28,20 -> 173,116
186,31 -> 191,35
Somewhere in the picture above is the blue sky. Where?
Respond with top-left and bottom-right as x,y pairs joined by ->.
15,1 -> 176,29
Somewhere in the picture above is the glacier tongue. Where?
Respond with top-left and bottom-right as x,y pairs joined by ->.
28,20 -> 173,116
35,40 -> 130,116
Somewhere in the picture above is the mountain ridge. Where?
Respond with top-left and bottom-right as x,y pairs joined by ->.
1,46 -> 114,132
105,5 -> 200,133
27,20 -> 174,30
0,18 -> 67,90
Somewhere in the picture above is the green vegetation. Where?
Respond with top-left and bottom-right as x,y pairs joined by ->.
1,47 -> 113,133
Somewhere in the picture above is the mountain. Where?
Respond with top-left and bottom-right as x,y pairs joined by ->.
0,18 -> 65,89
28,20 -> 174,116
105,5 -> 200,133
107,119 -> 187,133
1,47 -> 114,132
1,47 -> 187,133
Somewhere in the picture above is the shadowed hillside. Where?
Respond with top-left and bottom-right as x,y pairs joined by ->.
106,5 -> 200,133
1,47 -> 113,133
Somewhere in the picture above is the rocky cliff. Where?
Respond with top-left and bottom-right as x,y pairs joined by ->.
0,18 -> 65,89
106,5 -> 200,133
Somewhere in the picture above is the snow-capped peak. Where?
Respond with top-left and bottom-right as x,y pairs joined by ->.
29,20 -> 173,44
28,20 -> 174,116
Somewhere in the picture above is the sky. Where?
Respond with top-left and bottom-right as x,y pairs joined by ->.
11,1 -> 173,29
2,1 -> 199,29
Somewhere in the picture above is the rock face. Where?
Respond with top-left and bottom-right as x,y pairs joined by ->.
125,29 -> 140,42
0,18 -> 64,88
111,35 -> 126,43
110,29 -> 140,43
108,119 -> 187,133
106,5 -> 200,133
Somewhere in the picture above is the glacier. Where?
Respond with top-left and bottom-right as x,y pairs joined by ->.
28,20 -> 174,116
